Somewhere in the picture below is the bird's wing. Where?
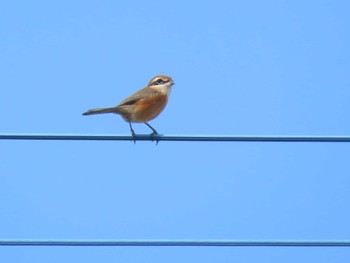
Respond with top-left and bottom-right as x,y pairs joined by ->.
118,87 -> 159,106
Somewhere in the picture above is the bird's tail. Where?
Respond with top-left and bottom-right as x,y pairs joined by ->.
82,107 -> 118,116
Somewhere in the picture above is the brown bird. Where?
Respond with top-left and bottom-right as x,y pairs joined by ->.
82,75 -> 174,141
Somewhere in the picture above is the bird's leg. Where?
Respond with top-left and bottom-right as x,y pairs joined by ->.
144,122 -> 159,144
129,122 -> 136,144
144,122 -> 158,135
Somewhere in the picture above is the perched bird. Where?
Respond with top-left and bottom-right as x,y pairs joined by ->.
82,75 -> 174,141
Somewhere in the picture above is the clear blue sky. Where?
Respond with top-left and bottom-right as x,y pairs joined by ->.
1,1 -> 350,262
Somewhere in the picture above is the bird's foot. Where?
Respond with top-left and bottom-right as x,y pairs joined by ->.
150,131 -> 159,145
131,130 -> 136,144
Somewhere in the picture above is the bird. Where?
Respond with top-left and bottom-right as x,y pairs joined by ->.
82,75 -> 174,142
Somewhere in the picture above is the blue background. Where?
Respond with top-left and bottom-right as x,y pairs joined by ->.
1,1 -> 349,262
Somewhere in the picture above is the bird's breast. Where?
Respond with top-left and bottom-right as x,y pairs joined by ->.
130,93 -> 169,122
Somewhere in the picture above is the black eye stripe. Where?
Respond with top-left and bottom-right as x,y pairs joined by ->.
154,79 -> 168,85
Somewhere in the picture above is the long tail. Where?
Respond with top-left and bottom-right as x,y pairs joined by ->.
82,107 -> 118,116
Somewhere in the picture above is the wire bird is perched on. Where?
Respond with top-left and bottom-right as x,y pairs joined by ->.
82,75 -> 174,142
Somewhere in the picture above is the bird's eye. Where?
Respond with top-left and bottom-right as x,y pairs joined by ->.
156,79 -> 164,84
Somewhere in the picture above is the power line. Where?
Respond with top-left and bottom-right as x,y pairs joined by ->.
0,239 -> 350,247
1,133 -> 350,142
2,135 -> 348,249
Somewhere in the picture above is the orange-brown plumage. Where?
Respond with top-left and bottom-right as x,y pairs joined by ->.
82,75 -> 174,140
131,93 -> 168,122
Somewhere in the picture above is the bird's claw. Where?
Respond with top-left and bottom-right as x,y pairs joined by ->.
150,132 -> 159,145
131,131 -> 136,144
